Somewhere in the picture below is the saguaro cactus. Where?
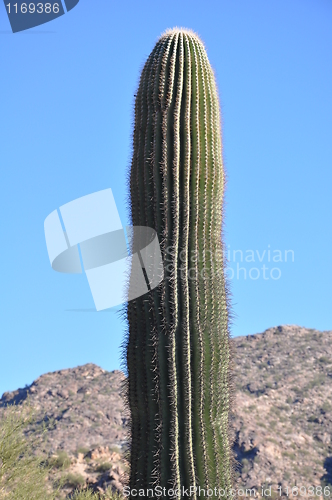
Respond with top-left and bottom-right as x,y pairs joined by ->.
126,28 -> 234,497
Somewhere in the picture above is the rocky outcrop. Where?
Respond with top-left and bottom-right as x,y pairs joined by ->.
231,325 -> 332,496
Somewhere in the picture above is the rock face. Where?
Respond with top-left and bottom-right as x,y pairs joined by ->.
0,364 -> 129,497
1,325 -> 332,498
231,325 -> 332,496
1,364 -> 128,454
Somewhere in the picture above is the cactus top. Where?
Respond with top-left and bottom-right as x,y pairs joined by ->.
159,27 -> 207,46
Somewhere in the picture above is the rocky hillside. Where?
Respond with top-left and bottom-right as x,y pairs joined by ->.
230,325 -> 332,496
1,325 -> 332,498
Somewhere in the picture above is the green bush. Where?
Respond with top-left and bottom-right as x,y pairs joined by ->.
321,401 -> 331,413
71,487 -> 125,500
104,489 -> 124,500
70,489 -> 100,500
49,450 -> 71,469
269,420 -> 277,429
305,376 -> 325,390
282,451 -> 296,460
0,402 -> 58,500
266,437 -> 279,445
96,462 -> 112,473
0,402 -> 124,500
318,356 -> 330,364
63,472 -> 85,489
70,487 -> 125,500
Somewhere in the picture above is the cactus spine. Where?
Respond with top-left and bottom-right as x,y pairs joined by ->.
126,28 -> 234,497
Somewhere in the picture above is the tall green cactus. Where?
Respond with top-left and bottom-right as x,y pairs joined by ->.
126,28 -> 234,497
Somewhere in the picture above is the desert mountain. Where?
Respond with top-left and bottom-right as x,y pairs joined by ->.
1,325 -> 331,498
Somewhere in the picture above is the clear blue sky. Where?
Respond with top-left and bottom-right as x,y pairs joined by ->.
1,0 -> 331,397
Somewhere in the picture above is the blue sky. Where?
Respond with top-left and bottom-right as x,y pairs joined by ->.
1,0 -> 331,397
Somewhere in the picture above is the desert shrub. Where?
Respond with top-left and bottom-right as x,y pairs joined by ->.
301,465 -> 313,478
269,489 -> 279,500
70,488 -> 101,499
96,462 -> 112,473
0,403 -> 118,500
63,472 -> 85,488
290,414 -> 300,425
108,446 -> 121,454
321,402 -> 331,413
49,450 -> 71,469
72,488 -> 125,500
64,485 -> 124,499
321,479 -> 332,492
0,402 -> 59,500
104,488 -> 124,499
306,375 -> 326,390
269,420 -> 277,429
282,451 -> 296,460
266,437 -> 279,445
318,356 -> 330,364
